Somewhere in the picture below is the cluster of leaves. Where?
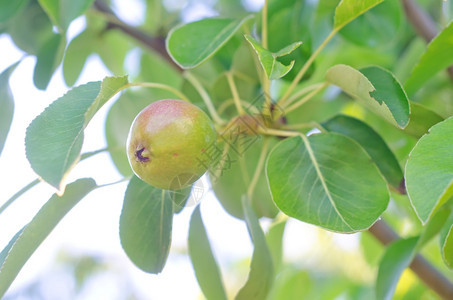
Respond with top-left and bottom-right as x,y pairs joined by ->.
1,0 -> 453,299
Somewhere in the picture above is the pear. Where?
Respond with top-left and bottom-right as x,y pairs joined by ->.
127,99 -> 216,190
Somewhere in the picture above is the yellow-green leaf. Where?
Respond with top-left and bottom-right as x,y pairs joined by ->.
244,34 -> 301,80
405,116 -> 453,224
405,21 -> 453,95
236,196 -> 274,300
188,205 -> 227,300
334,0 -> 384,31
0,62 -> 19,156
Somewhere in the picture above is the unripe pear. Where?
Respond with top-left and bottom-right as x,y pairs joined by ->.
127,99 -> 217,190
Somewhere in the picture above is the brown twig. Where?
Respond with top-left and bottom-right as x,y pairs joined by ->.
401,0 -> 437,41
92,0 -> 182,72
369,220 -> 453,300
401,0 -> 453,80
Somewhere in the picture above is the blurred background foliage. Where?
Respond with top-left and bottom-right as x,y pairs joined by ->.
1,0 -> 453,299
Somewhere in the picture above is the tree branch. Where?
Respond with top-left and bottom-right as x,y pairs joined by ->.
401,0 -> 437,41
92,0 -> 182,72
401,0 -> 453,80
369,220 -> 453,300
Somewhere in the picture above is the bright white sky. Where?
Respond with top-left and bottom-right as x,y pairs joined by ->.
0,1 -> 361,298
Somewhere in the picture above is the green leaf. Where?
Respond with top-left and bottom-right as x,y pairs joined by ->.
338,0 -> 402,47
166,16 -> 252,68
188,205 -> 227,300
120,176 -> 184,273
266,133 -> 389,233
322,115 -> 403,189
405,116 -> 453,224
64,25 -> 132,87
273,42 -> 303,57
360,231 -> 384,266
26,76 -> 128,192
229,41 -> 260,84
244,34 -> 301,80
212,35 -> 242,70
140,51 -> 183,89
375,237 -> 418,300
313,0 -> 338,45
440,212 -> 453,268
0,62 -> 20,156
236,196 -> 274,300
267,269 -> 312,300
211,139 -> 278,219
6,2 -> 54,55
265,219 -> 286,272
84,77 -> 129,123
0,178 -> 97,298
96,30 -> 131,75
417,207 -> 451,249
376,209 -> 450,299
333,0 -> 384,30
210,71 -> 256,111
0,0 -> 29,22
405,21 -> 453,95
37,0 -> 59,28
171,185 -> 193,214
0,228 -> 25,272
360,66 -> 410,128
60,0 -> 95,30
326,64 -> 410,128
38,0 -> 95,30
403,102 -> 444,138
267,2 -> 314,81
33,33 -> 66,90
62,30 -> 94,86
